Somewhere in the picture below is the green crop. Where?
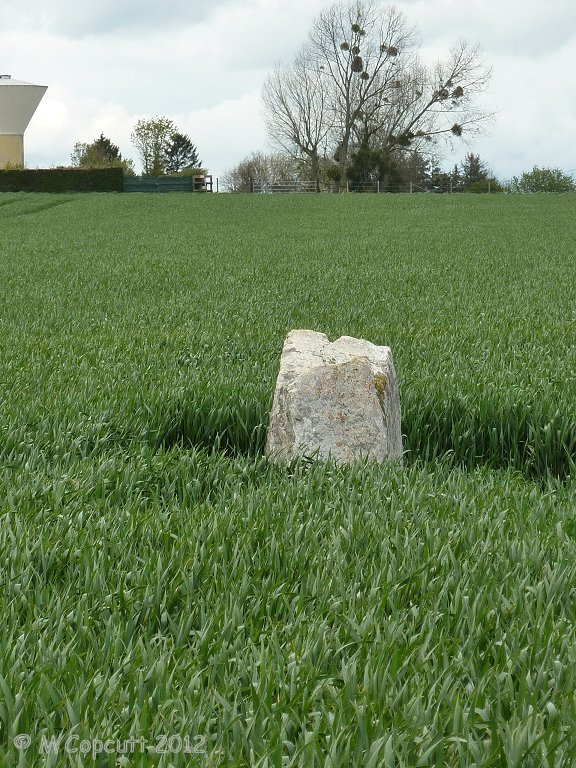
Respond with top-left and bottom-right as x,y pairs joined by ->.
0,191 -> 575,766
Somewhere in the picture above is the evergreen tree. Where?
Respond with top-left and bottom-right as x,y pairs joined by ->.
429,165 -> 451,193
396,150 -> 432,191
346,142 -> 402,192
460,152 -> 488,189
450,163 -> 463,192
71,133 -> 134,174
165,133 -> 202,174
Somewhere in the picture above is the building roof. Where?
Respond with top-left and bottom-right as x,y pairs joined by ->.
0,76 -> 47,87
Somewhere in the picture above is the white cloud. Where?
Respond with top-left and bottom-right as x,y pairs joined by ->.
397,0 -> 576,55
175,92 -> 268,180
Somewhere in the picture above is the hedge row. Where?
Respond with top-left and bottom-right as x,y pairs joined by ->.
0,168 -> 124,193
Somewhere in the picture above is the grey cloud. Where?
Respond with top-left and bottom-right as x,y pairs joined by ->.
11,0 -> 238,37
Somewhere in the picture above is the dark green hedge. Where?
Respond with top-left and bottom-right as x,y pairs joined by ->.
0,168 -> 124,193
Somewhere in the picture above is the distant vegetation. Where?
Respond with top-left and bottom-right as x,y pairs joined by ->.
224,149 -> 573,194
223,0 -> 573,194
70,121 -> 203,177
223,150 -> 502,193
509,166 -> 576,193
130,117 -> 202,176
71,132 -> 135,175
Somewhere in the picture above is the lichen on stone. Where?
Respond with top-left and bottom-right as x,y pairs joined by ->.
373,373 -> 388,411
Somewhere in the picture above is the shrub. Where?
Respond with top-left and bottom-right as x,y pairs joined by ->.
467,178 -> 504,193
0,167 -> 124,193
509,166 -> 576,193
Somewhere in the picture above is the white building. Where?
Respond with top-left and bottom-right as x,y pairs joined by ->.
0,75 -> 47,169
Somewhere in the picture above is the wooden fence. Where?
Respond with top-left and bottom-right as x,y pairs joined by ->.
249,179 -> 440,194
251,180 -> 321,194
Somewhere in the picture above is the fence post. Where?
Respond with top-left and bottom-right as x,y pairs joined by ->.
377,180 -> 380,194
250,177 -> 254,193
410,181 -> 413,193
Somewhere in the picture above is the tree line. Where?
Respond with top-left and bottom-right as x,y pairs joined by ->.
224,0 -> 575,194
70,118 -> 203,176
223,150 -> 505,193
224,149 -> 576,193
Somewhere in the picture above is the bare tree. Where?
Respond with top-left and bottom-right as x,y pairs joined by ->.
221,152 -> 301,192
263,51 -> 332,181
262,0 -> 492,189
312,1 -> 417,184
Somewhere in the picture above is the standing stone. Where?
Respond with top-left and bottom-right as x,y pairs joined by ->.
266,330 -> 403,464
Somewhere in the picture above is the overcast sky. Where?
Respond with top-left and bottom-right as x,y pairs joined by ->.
2,0 -> 575,183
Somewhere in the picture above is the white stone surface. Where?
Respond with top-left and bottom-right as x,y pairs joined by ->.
266,330 -> 403,464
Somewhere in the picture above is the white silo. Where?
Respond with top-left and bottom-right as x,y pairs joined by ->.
0,75 -> 47,169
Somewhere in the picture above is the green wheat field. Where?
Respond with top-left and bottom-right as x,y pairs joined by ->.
1,191 -> 576,767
